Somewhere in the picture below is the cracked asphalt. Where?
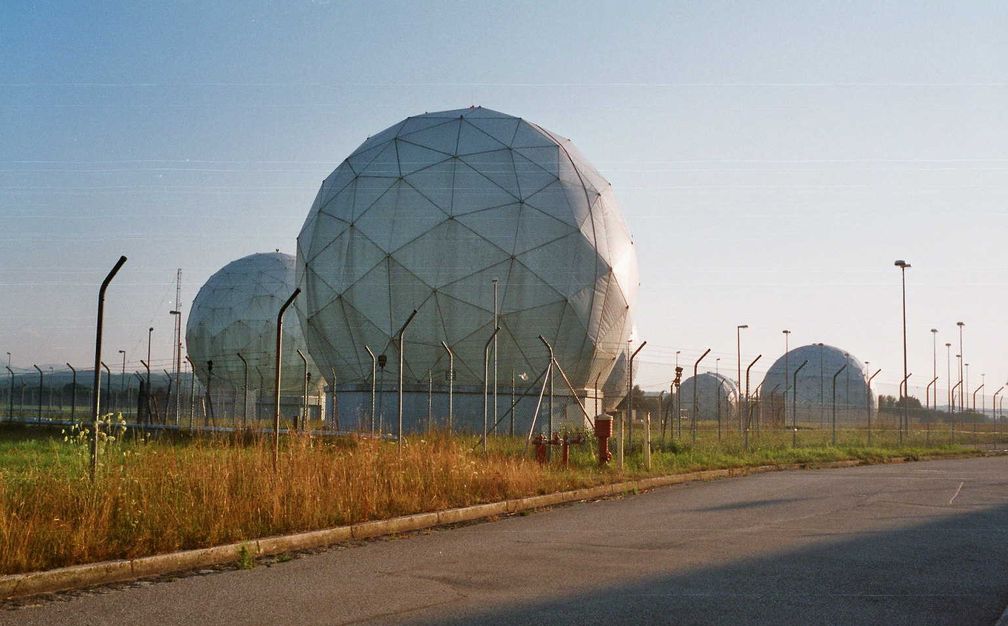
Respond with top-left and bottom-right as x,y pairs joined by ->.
4,456 -> 1008,625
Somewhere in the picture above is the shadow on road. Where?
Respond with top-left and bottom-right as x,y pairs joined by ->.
430,502 -> 1008,626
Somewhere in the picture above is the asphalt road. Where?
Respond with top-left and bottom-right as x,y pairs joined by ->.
5,456 -> 1008,625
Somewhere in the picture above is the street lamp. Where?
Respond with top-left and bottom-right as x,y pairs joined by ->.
894,259 -> 911,442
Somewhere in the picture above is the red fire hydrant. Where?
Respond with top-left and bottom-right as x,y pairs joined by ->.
560,432 -> 584,467
594,415 -> 613,466
533,433 -> 549,464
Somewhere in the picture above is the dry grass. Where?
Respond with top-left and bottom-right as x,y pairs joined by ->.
0,429 -> 608,575
0,421 -> 984,576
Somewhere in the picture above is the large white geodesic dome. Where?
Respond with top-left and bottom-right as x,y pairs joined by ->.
758,343 -> 871,424
296,107 -> 638,391
679,372 -> 739,421
186,252 -> 322,394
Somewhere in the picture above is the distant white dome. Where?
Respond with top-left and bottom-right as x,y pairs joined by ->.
679,372 -> 739,421
186,252 -> 322,393
758,343 -> 872,424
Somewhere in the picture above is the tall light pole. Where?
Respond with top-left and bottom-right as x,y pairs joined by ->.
957,321 -> 965,414
737,324 -> 748,432
894,259 -> 911,442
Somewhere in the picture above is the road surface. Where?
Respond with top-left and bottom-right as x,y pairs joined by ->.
4,456 -> 1008,625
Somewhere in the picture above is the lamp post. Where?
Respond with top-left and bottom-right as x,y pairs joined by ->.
537,335 -> 555,460
894,259 -> 911,443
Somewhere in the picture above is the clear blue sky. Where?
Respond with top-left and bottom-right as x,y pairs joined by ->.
1,1 -> 1006,403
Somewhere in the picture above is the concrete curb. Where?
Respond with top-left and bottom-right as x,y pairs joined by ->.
0,452 -> 985,600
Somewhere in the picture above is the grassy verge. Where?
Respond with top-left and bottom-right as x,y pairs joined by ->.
0,421 -> 981,575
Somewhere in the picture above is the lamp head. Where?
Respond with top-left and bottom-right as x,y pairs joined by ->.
894,259 -> 910,268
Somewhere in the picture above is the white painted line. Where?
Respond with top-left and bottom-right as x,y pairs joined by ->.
948,481 -> 964,505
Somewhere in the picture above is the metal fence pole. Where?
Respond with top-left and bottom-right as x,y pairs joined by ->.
395,309 -> 418,454
273,288 -> 301,472
89,256 -> 127,480
296,349 -> 308,431
832,364 -> 848,445
32,364 -> 42,422
440,341 -> 453,433
792,360 -> 808,447
66,363 -> 77,421
365,345 -> 377,435
482,327 -> 501,454
692,349 -> 711,444
237,352 -> 249,429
